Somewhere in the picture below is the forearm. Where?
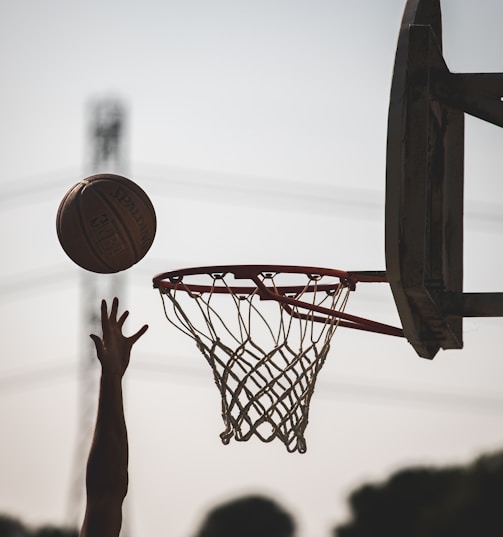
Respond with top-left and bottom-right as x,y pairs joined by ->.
86,373 -> 129,500
80,372 -> 128,537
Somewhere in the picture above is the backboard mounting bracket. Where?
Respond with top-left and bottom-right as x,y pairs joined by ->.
441,293 -> 503,318
437,73 -> 503,128
386,0 -> 503,359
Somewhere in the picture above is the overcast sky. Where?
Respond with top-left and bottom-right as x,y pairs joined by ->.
1,1 -> 503,536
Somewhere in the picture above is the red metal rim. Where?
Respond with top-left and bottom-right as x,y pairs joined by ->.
152,264 -> 388,293
152,265 -> 404,338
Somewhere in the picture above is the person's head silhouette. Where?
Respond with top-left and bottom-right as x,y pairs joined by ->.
195,495 -> 295,537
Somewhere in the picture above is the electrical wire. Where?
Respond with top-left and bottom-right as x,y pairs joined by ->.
0,164 -> 501,299
0,167 -> 81,206
0,265 -> 77,297
2,355 -> 503,417
0,258 -> 187,298
1,164 -> 502,226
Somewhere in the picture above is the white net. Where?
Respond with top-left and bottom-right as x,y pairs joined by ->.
157,270 -> 350,453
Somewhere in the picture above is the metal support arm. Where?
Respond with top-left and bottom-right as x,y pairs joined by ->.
442,292 -> 503,318
437,72 -> 503,128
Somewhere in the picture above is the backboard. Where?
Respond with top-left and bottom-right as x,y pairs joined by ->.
386,0 -> 503,359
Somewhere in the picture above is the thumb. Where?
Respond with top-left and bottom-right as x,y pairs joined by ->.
90,334 -> 104,356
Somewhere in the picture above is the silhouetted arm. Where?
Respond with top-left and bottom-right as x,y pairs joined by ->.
79,298 -> 148,537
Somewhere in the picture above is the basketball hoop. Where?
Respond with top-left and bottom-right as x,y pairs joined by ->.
153,265 -> 402,453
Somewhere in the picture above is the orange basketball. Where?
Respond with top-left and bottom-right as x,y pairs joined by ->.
56,174 -> 156,273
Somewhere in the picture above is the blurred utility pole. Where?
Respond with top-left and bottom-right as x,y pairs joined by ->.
67,98 -> 131,537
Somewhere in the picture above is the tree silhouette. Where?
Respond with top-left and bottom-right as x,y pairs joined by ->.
0,515 -> 77,537
32,526 -> 78,537
335,450 -> 503,537
0,515 -> 26,537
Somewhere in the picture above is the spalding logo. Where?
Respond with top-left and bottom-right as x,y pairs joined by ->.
110,187 -> 152,250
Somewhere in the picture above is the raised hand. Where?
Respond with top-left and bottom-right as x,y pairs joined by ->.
90,297 -> 148,377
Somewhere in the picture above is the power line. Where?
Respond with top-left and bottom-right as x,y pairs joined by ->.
0,164 -> 383,215
2,356 -> 503,417
137,166 -> 384,218
130,358 -> 503,416
0,265 -> 77,297
0,363 -> 76,392
1,163 -> 503,228
0,258 -> 186,298
0,167 -> 81,206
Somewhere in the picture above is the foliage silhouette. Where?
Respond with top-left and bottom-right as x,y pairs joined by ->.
0,515 -> 77,537
334,450 -> 503,537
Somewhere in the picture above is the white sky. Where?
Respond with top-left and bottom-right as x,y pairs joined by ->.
1,1 -> 503,536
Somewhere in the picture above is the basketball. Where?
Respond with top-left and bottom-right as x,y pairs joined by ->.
56,174 -> 156,273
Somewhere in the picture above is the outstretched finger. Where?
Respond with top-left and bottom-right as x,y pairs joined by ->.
110,297 -> 119,323
118,310 -> 130,329
100,299 -> 109,337
129,324 -> 149,345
